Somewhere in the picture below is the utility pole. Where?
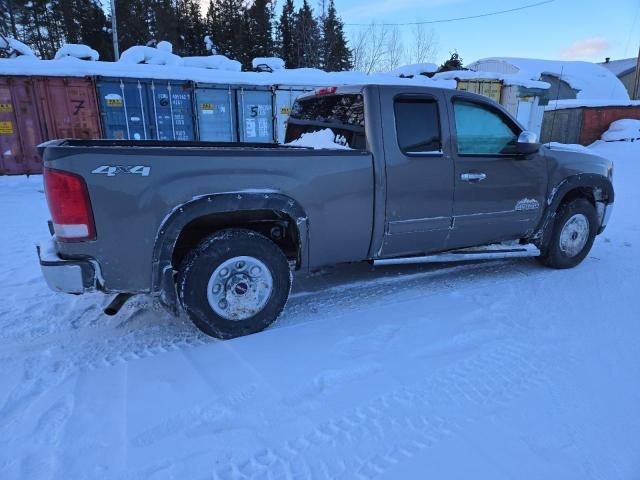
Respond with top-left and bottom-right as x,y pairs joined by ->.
634,45 -> 640,100
110,0 -> 120,60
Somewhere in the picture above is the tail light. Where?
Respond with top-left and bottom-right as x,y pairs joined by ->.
44,168 -> 96,241
315,86 -> 337,95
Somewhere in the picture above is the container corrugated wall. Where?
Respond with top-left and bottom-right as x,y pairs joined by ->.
194,84 -> 237,141
236,86 -> 274,143
275,86 -> 314,143
540,108 -> 583,144
0,76 -> 45,175
35,76 -> 102,140
96,78 -> 195,141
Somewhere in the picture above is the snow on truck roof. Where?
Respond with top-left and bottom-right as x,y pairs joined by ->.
469,57 -> 630,100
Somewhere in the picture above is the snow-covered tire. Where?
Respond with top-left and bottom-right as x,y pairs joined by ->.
177,229 -> 291,339
537,198 -> 598,269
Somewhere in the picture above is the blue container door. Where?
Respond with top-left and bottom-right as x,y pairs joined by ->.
96,79 -> 149,140
148,80 -> 195,141
195,86 -> 236,142
236,88 -> 274,143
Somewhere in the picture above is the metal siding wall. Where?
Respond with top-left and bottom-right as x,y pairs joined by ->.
236,87 -> 274,143
540,109 -> 583,144
35,76 -> 102,140
194,84 -> 236,141
0,77 -> 45,175
579,106 -> 640,144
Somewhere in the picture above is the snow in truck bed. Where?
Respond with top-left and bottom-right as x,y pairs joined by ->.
0,140 -> 639,479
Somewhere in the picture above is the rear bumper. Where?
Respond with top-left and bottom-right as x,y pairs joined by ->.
37,239 -> 98,294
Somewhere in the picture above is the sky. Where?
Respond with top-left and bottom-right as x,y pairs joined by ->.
321,0 -> 640,65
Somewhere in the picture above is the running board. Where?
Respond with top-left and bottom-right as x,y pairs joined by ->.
373,244 -> 540,266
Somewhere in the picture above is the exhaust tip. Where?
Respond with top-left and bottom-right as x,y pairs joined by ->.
104,293 -> 134,316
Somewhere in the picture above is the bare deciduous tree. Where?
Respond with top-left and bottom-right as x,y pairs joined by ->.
350,22 -> 439,73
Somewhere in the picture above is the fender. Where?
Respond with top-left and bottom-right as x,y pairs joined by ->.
151,191 -> 309,309
532,173 -> 614,248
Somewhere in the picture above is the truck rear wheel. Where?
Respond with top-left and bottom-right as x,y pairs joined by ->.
177,229 -> 291,339
538,198 -> 598,269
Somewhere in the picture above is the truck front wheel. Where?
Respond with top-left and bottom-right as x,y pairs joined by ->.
538,198 -> 598,269
177,229 -> 291,339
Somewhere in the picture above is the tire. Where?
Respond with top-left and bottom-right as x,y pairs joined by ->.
177,229 -> 291,339
537,198 -> 598,269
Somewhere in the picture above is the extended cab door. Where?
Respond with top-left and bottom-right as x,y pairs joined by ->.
378,89 -> 455,257
446,95 -> 547,249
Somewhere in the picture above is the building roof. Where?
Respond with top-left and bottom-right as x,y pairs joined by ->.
600,57 -> 638,77
469,57 -> 629,101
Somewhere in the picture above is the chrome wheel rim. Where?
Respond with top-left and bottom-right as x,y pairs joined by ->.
207,256 -> 273,321
559,214 -> 590,257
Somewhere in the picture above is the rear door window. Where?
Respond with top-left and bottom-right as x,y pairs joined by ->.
394,98 -> 441,154
286,94 -> 365,148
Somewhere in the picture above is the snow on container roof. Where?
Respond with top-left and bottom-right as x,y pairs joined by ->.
469,57 -> 629,101
600,57 -> 638,77
545,98 -> 640,111
390,63 -> 438,77
432,69 -> 550,89
54,44 -> 99,61
0,56 -> 456,89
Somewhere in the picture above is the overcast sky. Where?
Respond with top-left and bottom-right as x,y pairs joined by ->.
310,0 -> 640,65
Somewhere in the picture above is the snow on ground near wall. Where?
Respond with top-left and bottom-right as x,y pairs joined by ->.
1,142 -> 639,479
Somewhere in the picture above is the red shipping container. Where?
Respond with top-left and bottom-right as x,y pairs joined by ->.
35,76 -> 102,140
579,106 -> 640,145
0,76 -> 46,175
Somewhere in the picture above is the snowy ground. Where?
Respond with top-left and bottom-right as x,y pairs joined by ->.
1,141 -> 639,479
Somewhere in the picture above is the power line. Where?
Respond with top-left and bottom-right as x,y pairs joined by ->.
344,0 -> 554,26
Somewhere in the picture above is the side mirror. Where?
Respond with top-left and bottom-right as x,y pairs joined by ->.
516,131 -> 540,155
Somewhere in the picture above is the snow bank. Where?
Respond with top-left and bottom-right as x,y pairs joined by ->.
285,128 -> 352,149
183,55 -> 241,72
390,63 -> 438,77
601,119 -> 640,142
252,57 -> 285,71
0,37 -> 36,58
546,98 -> 640,111
434,69 -> 550,89
119,44 -> 184,66
469,57 -> 629,100
54,44 -> 99,61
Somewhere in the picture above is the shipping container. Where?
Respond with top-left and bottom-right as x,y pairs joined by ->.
96,78 -> 195,141
35,76 -> 102,140
147,79 -> 195,141
236,86 -> 274,143
275,86 -> 315,143
194,84 -> 237,142
0,76 -> 45,175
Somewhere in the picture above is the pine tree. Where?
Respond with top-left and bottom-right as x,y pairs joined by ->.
246,0 -> 274,67
321,0 -> 351,71
276,0 -> 296,68
205,0 -> 248,63
438,51 -> 465,72
293,0 -> 321,68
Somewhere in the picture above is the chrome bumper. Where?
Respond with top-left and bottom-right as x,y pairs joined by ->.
598,202 -> 614,234
37,239 -> 97,294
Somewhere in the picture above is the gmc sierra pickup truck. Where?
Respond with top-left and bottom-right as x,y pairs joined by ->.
37,84 -> 615,339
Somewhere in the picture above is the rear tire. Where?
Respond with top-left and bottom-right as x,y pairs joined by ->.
538,198 -> 598,269
177,229 -> 291,339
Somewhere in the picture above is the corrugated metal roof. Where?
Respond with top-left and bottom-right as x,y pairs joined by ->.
600,58 -> 638,77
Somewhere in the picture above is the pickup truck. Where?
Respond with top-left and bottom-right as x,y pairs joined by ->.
37,84 -> 615,339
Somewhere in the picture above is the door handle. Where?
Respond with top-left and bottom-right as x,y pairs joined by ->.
460,172 -> 487,182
